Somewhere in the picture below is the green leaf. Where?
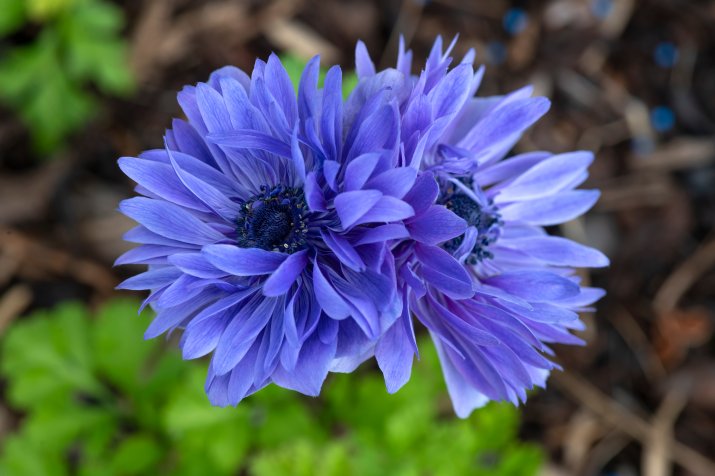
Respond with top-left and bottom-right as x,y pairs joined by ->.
0,33 -> 96,153
22,404 -> 116,452
91,299 -> 157,394
0,435 -> 68,476
26,0 -> 76,21
1,301 -> 104,409
59,5 -> 134,95
109,434 -> 164,475
0,0 -> 25,35
164,366 -> 250,474
70,0 -> 124,32
0,0 -> 133,155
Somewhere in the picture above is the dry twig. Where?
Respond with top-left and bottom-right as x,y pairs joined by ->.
552,371 -> 715,476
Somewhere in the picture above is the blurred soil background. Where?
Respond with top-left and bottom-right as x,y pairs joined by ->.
1,0 -> 714,475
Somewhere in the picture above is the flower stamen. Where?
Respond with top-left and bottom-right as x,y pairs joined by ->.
236,186 -> 309,253
441,193 -> 502,264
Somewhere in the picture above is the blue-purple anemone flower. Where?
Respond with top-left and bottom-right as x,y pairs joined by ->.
351,37 -> 609,417
116,54 -> 417,405
117,37 -> 607,416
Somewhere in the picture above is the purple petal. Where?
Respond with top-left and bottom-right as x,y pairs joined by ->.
290,125 -> 306,185
117,267 -> 182,291
503,236 -> 609,268
403,172 -> 439,214
144,291 -> 216,339
334,190 -> 382,229
321,230 -> 365,271
181,308 -> 230,359
406,205 -> 466,245
313,263 -> 351,320
459,97 -> 551,154
499,190 -> 600,226
494,151 -> 594,202
376,318 -> 415,393
433,336 -> 489,418
166,148 -> 239,221
304,172 -> 327,211
262,250 -> 308,296
414,244 -> 473,299
118,157 -> 208,212
428,63 -> 474,119
212,296 -> 278,375
344,153 -> 381,191
356,224 -> 410,245
365,167 -> 418,198
484,271 -> 580,302
273,329 -> 337,396
346,103 -> 397,160
114,245 -> 176,266
196,83 -> 232,132
321,66 -> 343,160
168,252 -> 226,278
120,197 -> 224,245
227,340 -> 261,404
352,196 -> 415,227
355,40 -> 376,78
171,119 -> 212,164
265,53 -> 298,125
556,286 -> 606,308
207,130 -> 291,157
475,151 -> 551,187
203,245 -> 287,276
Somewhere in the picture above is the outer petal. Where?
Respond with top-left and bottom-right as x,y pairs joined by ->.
499,190 -> 600,226
376,317 -> 415,393
272,324 -> 337,396
120,198 -> 224,245
203,245 -> 287,276
484,271 -> 580,302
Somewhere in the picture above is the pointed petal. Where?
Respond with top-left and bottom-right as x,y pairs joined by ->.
262,250 -> 308,296
484,271 -> 580,302
120,197 -> 224,245
499,190 -> 600,226
406,205 -> 466,245
203,245 -> 287,276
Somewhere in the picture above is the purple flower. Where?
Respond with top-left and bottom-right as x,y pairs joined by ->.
355,37 -> 609,417
116,55 -> 416,405
117,38 -> 607,416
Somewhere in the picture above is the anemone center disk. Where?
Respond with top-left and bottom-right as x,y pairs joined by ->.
236,186 -> 308,253
448,195 -> 498,233
442,193 -> 501,263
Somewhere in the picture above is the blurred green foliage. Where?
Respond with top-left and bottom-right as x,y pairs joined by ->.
0,0 -> 133,154
0,299 -> 543,475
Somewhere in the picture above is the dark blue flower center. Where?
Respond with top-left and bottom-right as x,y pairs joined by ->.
442,193 -> 501,264
236,186 -> 309,253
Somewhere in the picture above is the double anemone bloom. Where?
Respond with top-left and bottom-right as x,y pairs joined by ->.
117,37 -> 607,416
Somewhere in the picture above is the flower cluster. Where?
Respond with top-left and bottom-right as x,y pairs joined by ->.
117,37 -> 607,417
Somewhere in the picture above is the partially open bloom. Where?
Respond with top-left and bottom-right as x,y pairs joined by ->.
117,55 -> 418,405
354,37 -> 608,417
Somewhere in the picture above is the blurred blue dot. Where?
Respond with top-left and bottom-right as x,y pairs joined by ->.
631,136 -> 655,155
591,0 -> 613,19
503,8 -> 528,35
487,41 -> 507,65
653,42 -> 679,68
651,106 -> 675,132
